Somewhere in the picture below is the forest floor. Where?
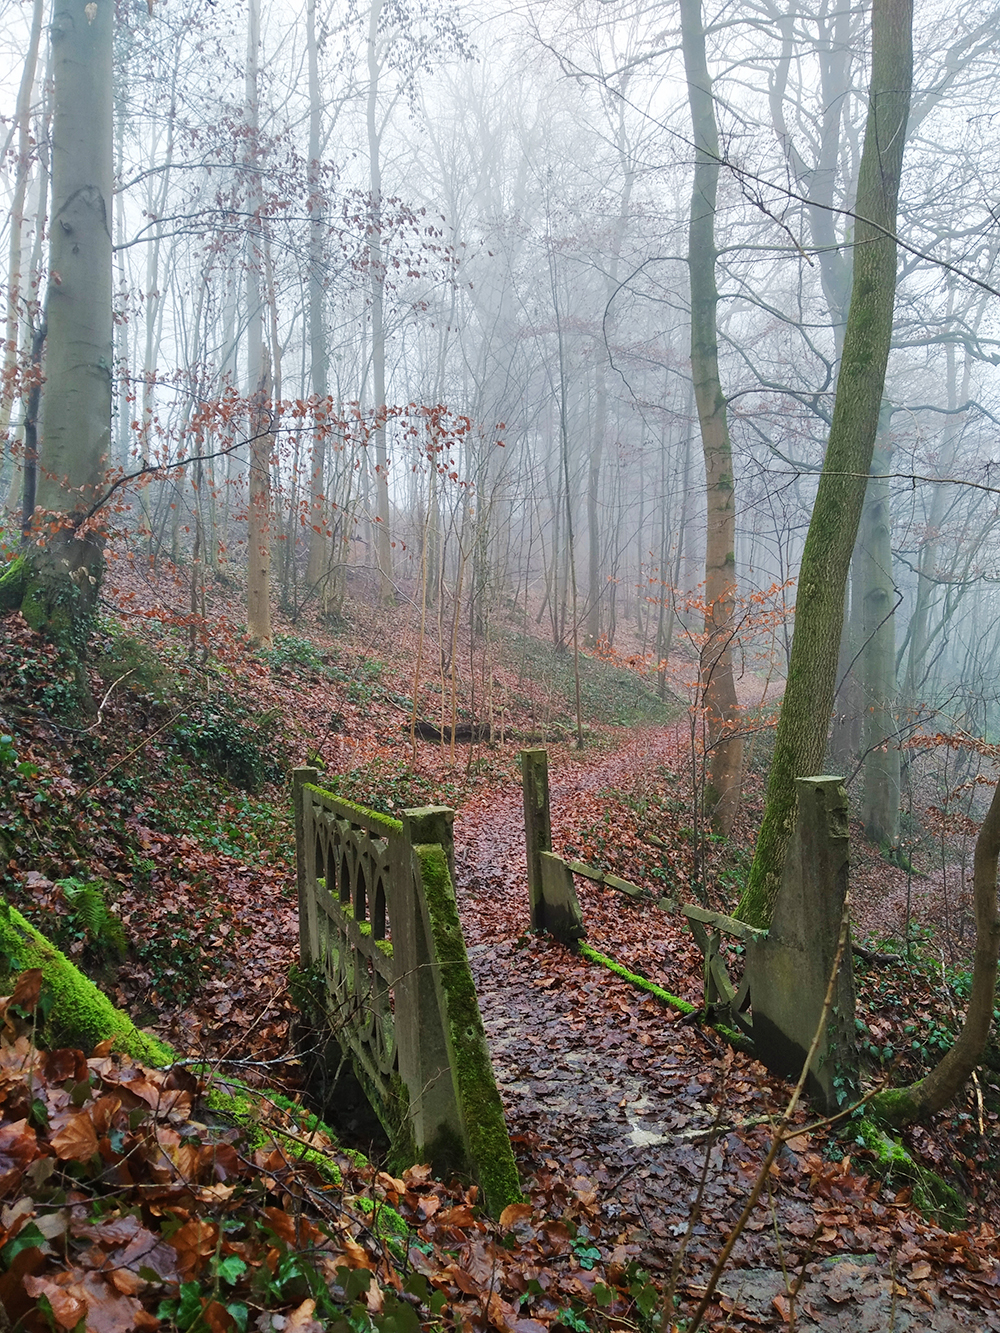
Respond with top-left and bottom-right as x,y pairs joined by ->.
2,554 -> 1000,1330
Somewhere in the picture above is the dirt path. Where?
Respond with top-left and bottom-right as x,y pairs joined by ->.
454,732 -> 998,1331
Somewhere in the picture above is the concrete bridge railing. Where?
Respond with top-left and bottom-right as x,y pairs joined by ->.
292,767 -> 519,1214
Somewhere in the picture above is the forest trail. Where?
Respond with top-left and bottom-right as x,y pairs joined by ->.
454,729 -> 998,1332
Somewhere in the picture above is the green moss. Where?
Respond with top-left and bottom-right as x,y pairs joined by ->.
413,843 -> 522,1215
204,1081 -> 346,1188
0,556 -> 26,611
579,943 -> 696,1014
853,1115 -> 966,1230
0,900 -> 172,1065
352,1193 -> 409,1259
329,906 -> 394,961
868,1085 -> 919,1128
19,543 -> 102,654
577,943 -> 753,1053
305,785 -> 403,836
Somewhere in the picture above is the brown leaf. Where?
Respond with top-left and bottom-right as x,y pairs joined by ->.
499,1202 -> 534,1229
23,1274 -> 87,1329
44,1047 -> 88,1084
10,969 -> 43,1013
203,1300 -> 237,1333
50,1112 -> 100,1162
285,1298 -> 325,1332
168,1219 -> 219,1280
262,1205 -> 299,1245
0,1118 -> 39,1194
772,1292 -> 792,1324
25,1269 -> 155,1333
89,1095 -> 122,1136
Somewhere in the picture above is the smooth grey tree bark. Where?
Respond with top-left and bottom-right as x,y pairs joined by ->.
243,0 -> 272,645
860,404 -> 900,846
13,0 -> 114,648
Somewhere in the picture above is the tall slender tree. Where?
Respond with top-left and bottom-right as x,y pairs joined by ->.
243,0 -> 272,645
2,0 -> 114,651
679,0 -> 743,836
738,0 -> 913,928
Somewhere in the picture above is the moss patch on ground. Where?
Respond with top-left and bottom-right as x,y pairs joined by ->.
501,632 -> 682,728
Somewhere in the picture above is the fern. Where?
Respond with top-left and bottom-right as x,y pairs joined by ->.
56,878 -> 127,960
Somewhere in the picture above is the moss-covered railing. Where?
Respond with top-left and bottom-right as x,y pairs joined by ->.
292,768 -> 520,1215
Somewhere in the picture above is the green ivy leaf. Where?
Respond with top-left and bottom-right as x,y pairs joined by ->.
215,1254 -> 247,1286
1,1222 -> 45,1269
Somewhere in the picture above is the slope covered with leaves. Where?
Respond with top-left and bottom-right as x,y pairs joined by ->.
2,561 -> 1000,1329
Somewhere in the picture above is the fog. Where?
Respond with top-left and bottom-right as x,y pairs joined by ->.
3,0 -> 1000,841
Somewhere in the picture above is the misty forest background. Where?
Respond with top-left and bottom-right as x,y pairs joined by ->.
4,0 -> 1000,850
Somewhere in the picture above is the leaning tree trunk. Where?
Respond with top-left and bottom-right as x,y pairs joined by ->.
18,0 -> 113,649
872,775 -> 1000,1126
679,0 -> 742,836
738,0 -> 912,928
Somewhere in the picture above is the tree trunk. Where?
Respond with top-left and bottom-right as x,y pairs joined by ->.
247,350 -> 273,646
241,0 -> 271,641
367,0 -> 394,601
305,0 -> 329,596
20,0 -> 113,649
872,775 -> 1000,1126
679,0 -> 742,836
738,0 -> 912,928
0,0 -> 44,444
243,0 -> 271,645
860,406 -> 900,846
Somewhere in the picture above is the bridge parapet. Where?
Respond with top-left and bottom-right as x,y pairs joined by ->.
292,768 -> 519,1214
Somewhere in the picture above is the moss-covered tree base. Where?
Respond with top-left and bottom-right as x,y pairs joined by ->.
19,532 -> 103,652
0,899 -> 172,1065
0,556 -> 27,611
854,1116 -> 965,1230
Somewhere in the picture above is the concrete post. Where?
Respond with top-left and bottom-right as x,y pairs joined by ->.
746,775 -> 858,1112
538,852 -> 586,944
292,766 -> 318,964
403,805 -> 455,884
397,806 -> 463,1156
521,748 -> 551,930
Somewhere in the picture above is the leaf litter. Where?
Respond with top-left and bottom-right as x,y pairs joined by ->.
4,580 -> 1000,1328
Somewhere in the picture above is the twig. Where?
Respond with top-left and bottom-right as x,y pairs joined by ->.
853,943 -> 903,965
686,896 -> 853,1333
82,669 -> 135,733
676,1082 -> 882,1145
781,1084 -> 889,1143
71,709 -> 184,804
